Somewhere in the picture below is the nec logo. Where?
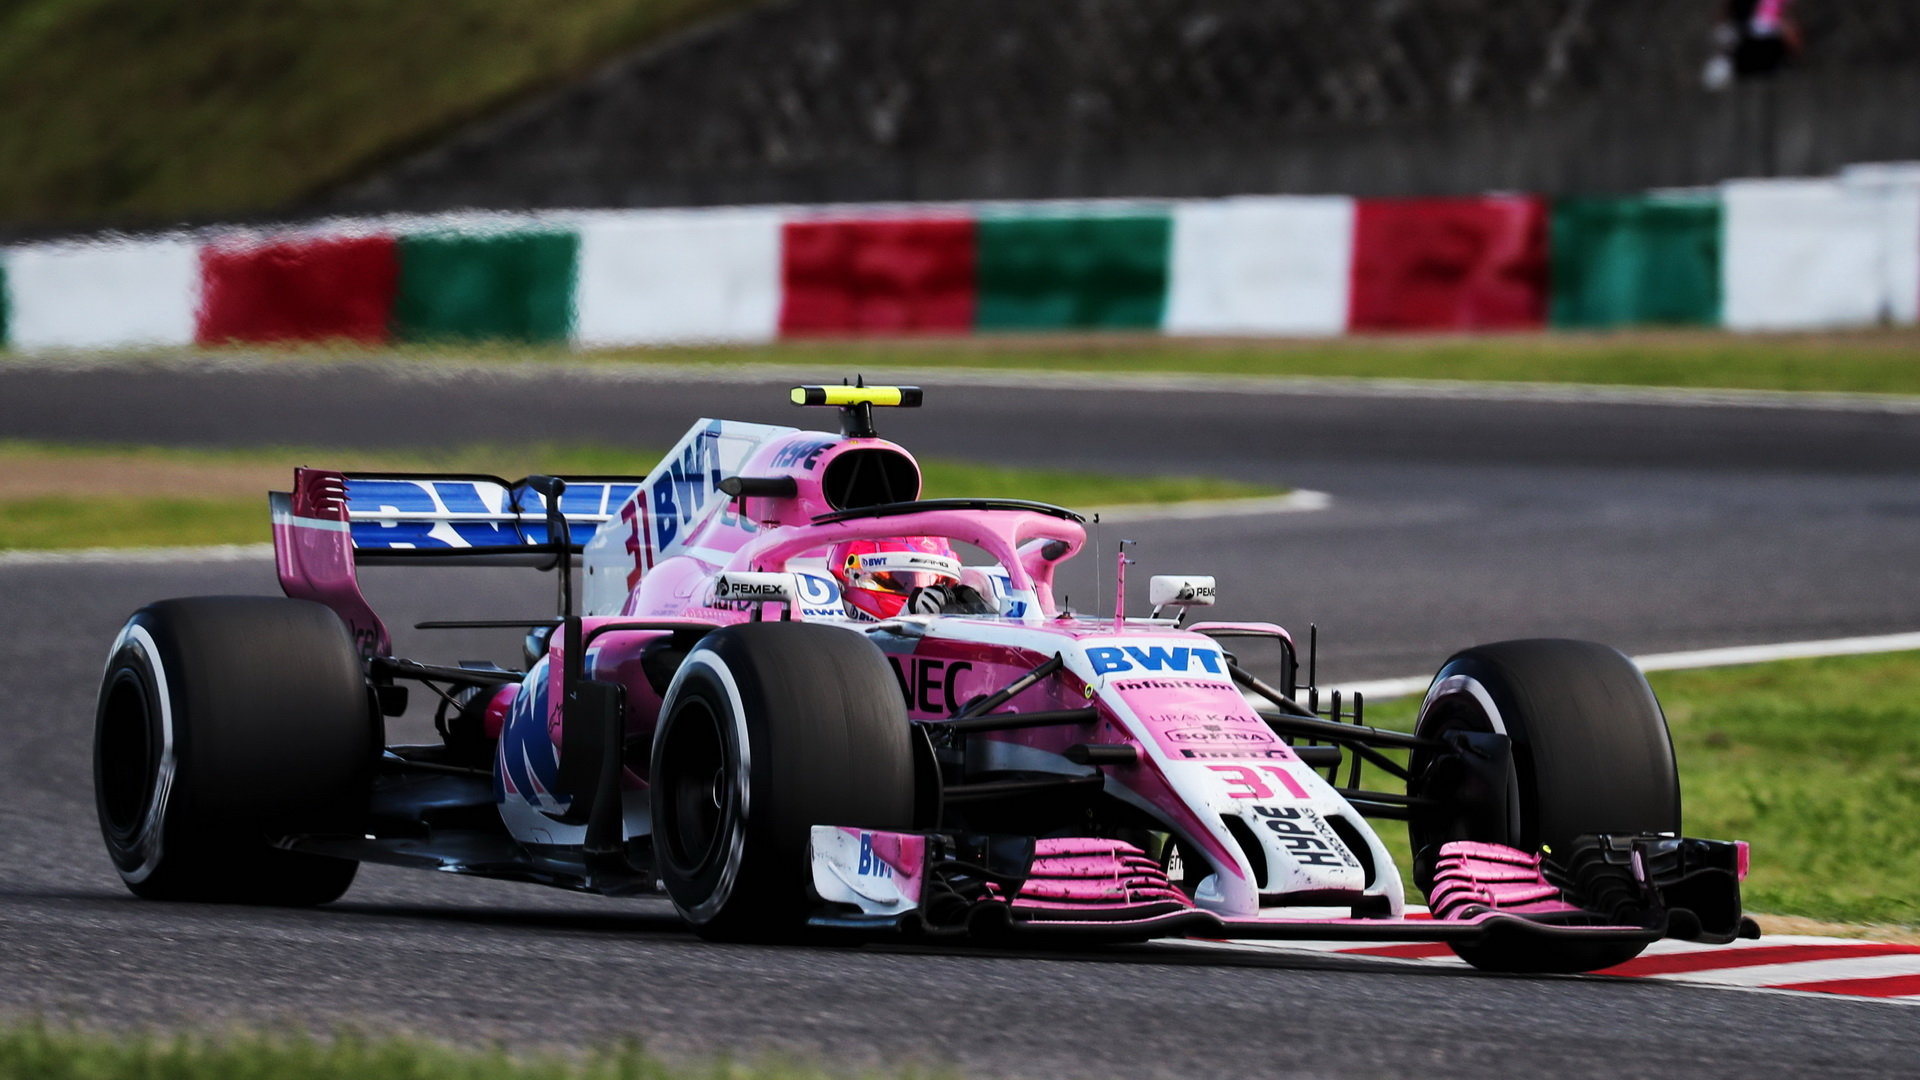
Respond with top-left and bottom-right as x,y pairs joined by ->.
1086,645 -> 1226,677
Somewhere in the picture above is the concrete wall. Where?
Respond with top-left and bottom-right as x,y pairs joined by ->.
319,1 -> 1920,213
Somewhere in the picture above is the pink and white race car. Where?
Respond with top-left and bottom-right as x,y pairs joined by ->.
93,386 -> 1753,972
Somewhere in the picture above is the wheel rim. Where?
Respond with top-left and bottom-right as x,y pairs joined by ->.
97,667 -> 158,841
661,695 -> 734,875
1408,683 -> 1520,886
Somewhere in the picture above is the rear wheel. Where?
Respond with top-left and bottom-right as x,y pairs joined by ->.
1408,638 -> 1679,973
94,596 -> 376,905
650,622 -> 915,940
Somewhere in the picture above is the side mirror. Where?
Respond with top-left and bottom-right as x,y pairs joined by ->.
1149,575 -> 1218,608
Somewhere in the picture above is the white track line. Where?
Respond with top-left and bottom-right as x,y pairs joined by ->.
1092,490 -> 1330,522
1642,953 -> 1920,989
1343,631 -> 1920,701
0,414 -> 1335,571
0,493 -> 1332,568
11,353 -> 1920,413
0,543 -> 274,568
1633,632 -> 1920,671
1339,675 -> 1442,700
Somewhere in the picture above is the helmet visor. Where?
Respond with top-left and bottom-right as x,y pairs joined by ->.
853,550 -> 962,595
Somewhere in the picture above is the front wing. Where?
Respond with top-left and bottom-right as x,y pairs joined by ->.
806,827 -> 1755,947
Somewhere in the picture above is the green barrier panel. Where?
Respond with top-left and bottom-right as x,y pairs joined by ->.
1550,196 -> 1722,328
976,214 -> 1171,330
393,230 -> 579,343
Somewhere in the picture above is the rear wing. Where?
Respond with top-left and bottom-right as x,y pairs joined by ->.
270,468 -> 645,658
271,416 -> 797,655
308,472 -> 642,565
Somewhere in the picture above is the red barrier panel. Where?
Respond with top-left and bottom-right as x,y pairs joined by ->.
780,218 -> 976,334
198,235 -> 399,344
1349,197 -> 1547,331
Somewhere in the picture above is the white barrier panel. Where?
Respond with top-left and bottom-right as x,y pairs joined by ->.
1723,179 -> 1892,331
5,239 -> 201,350
1841,163 -> 1920,326
572,208 -> 783,346
1164,196 -> 1355,336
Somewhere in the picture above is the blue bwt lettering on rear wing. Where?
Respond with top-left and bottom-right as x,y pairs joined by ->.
346,474 -> 641,561
270,469 -> 645,655
316,473 -> 641,564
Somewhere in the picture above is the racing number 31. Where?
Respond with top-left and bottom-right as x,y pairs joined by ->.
1207,764 -> 1309,800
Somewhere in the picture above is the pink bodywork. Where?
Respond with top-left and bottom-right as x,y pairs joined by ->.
264,412 -> 1743,947
1427,841 -> 1583,919
272,467 -> 390,658
990,838 -> 1193,915
270,431 -> 1311,906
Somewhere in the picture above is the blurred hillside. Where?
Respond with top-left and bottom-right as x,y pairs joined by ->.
3,1 -> 1917,232
0,0 -> 748,232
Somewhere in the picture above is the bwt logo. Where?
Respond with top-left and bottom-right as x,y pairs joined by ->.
1086,645 -> 1226,676
856,835 -> 893,878
348,478 -> 636,548
647,428 -> 725,551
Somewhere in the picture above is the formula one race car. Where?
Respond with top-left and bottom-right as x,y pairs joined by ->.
93,385 -> 1755,973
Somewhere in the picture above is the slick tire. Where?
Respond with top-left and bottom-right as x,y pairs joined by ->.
94,596 -> 376,905
1408,638 -> 1679,974
651,621 -> 915,940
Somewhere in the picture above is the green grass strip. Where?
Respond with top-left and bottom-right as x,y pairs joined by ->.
0,438 -> 669,475
190,330 -> 1920,397
599,334 -> 1920,395
1653,652 -> 1920,926
0,441 -> 1277,551
0,1021 -> 926,1080
0,496 -> 267,551
1359,650 -> 1920,927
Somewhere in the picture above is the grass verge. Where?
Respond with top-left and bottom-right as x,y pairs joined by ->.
602,330 -> 1920,395
0,440 -> 1277,551
0,1022 -> 915,1080
1358,650 -> 1920,928
200,327 -> 1920,397
0,0 -> 750,227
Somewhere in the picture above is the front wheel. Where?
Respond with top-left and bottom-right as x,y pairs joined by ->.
650,622 -> 915,940
1408,638 -> 1679,973
94,596 -> 376,905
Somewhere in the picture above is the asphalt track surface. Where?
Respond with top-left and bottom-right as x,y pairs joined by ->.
3,358 -> 1919,1077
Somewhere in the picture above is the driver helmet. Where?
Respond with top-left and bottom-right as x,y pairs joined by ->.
828,537 -> 963,620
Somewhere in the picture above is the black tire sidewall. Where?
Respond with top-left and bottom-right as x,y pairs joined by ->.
92,597 -> 375,902
1412,638 -> 1680,859
95,620 -> 176,883
651,622 -> 915,936
651,651 -> 753,926
1410,639 -> 1680,973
